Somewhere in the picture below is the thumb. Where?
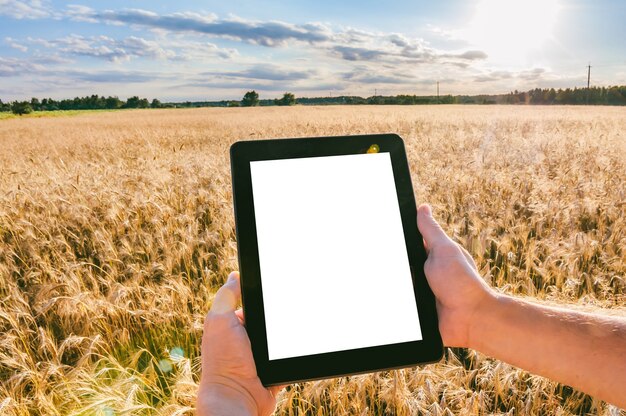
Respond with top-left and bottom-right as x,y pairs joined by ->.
417,204 -> 450,250
210,271 -> 241,314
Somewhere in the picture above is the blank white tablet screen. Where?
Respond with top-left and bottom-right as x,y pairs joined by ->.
250,152 -> 422,361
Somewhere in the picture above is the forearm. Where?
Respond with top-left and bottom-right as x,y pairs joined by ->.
470,294 -> 626,407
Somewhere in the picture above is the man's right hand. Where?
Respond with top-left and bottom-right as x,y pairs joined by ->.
417,204 -> 626,408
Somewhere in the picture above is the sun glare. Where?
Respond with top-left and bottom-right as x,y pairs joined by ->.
467,0 -> 560,63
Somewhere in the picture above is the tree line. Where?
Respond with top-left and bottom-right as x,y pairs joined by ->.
342,86 -> 626,106
2,86 -> 624,115
0,95 -> 167,115
501,86 -> 626,105
218,91 -> 296,107
230,86 -> 626,106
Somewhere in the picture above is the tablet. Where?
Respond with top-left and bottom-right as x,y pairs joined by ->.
230,133 -> 442,386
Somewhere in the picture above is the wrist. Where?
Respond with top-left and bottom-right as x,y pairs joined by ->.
467,290 -> 506,350
198,377 -> 258,416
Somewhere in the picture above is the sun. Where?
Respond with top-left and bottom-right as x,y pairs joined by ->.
465,0 -> 560,63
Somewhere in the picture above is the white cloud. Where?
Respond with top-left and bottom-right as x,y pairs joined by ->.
0,0 -> 53,19
0,56 -> 46,76
519,68 -> 546,81
18,34 -> 239,63
4,37 -> 28,52
66,6 -> 332,46
161,40 -> 238,60
425,24 -> 465,42
25,35 -> 175,62
2,4 -> 490,72
62,6 -> 486,67
206,65 -> 318,81
453,50 -> 488,60
64,4 -> 98,22
0,56 -> 169,84
474,68 -> 547,83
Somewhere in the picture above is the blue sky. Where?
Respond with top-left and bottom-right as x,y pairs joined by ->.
1,0 -> 624,101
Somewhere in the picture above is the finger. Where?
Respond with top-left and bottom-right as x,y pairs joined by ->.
210,271 -> 241,314
235,308 -> 245,324
269,385 -> 287,397
417,204 -> 451,250
457,243 -> 478,271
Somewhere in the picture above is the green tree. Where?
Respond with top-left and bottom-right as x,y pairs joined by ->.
11,101 -> 33,115
84,94 -> 105,109
275,92 -> 296,106
556,88 -> 572,104
30,97 -> 41,111
0,99 -> 10,112
105,96 -> 122,109
125,96 -> 141,108
241,90 -> 259,107
607,86 -> 625,105
150,98 -> 162,108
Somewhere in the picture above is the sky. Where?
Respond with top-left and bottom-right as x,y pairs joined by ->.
0,0 -> 625,101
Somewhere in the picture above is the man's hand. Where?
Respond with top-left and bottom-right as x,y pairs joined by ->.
197,272 -> 282,416
418,204 -> 626,408
417,204 -> 495,348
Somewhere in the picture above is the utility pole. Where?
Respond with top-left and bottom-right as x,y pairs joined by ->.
374,88 -> 377,97
437,81 -> 440,104
587,63 -> 591,104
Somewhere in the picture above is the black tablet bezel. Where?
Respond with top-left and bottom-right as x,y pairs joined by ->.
230,133 -> 442,386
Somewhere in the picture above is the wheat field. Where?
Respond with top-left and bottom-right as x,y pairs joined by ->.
0,105 -> 625,415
